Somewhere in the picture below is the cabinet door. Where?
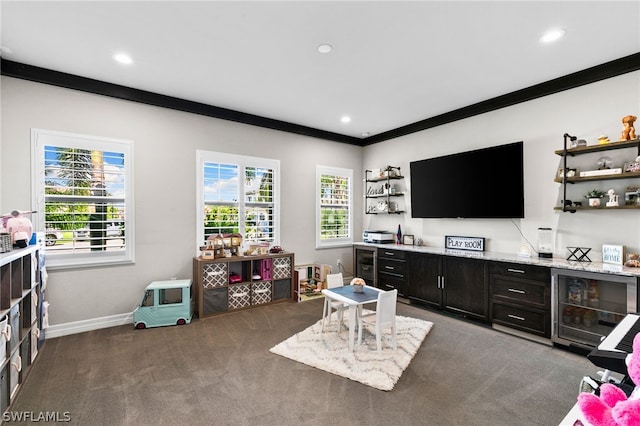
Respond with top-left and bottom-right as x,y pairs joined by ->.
407,253 -> 442,309
442,257 -> 488,320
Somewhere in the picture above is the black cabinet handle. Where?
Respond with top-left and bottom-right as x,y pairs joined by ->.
383,252 -> 395,256
384,266 -> 395,270
508,314 -> 526,321
508,288 -> 526,294
507,268 -> 525,274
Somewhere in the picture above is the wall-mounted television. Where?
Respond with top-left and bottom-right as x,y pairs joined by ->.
409,141 -> 524,219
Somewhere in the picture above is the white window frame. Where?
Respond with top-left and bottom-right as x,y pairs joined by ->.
31,128 -> 135,269
196,150 -> 280,253
316,165 -> 353,249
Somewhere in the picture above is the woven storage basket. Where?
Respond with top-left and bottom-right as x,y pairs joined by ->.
0,234 -> 11,254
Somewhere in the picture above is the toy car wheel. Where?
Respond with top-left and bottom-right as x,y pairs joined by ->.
177,318 -> 186,325
135,322 -> 146,329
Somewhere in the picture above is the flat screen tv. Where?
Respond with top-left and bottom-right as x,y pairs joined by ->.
409,141 -> 524,219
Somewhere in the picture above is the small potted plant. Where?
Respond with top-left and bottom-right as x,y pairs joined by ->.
585,189 -> 606,207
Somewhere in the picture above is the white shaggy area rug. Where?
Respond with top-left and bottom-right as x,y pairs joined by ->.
269,312 -> 433,391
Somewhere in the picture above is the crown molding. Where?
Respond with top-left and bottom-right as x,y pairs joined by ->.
3,52 -> 639,147
363,52 -> 640,145
0,58 -> 363,146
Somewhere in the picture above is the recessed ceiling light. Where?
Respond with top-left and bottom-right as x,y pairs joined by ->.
0,45 -> 12,56
361,132 -> 370,138
318,44 -> 332,54
113,52 -> 133,65
341,115 -> 351,124
539,28 -> 566,44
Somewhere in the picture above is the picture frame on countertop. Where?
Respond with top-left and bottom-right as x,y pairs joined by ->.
403,235 -> 414,245
602,244 -> 624,265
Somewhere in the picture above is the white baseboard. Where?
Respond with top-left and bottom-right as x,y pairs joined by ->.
45,312 -> 133,339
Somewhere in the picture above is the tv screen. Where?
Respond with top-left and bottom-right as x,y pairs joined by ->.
409,141 -> 524,219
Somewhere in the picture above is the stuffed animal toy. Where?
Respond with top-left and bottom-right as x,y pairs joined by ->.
2,210 -> 33,248
621,115 -> 637,141
578,332 -> 640,425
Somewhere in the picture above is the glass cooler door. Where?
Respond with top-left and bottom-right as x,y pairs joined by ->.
551,268 -> 637,349
354,246 -> 376,287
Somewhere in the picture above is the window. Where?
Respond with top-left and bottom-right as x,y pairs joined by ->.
32,129 -> 134,269
316,166 -> 352,248
160,288 -> 182,305
196,151 -> 279,250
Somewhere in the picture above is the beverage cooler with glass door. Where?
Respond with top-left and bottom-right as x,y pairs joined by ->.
551,268 -> 638,350
353,245 -> 376,287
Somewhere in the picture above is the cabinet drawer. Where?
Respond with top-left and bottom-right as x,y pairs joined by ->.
228,283 -> 251,310
203,288 -> 228,315
377,248 -> 406,260
378,274 -> 405,294
202,263 -> 228,288
492,301 -> 550,337
378,258 -> 406,276
272,257 -> 292,280
273,279 -> 291,300
491,275 -> 549,308
251,281 -> 272,305
490,262 -> 549,283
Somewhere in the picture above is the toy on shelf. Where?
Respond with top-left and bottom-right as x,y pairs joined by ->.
606,189 -> 620,207
201,233 -> 244,259
1,210 -> 35,248
621,115 -> 637,141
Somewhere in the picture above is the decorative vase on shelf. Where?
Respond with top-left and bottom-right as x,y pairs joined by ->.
585,190 -> 605,207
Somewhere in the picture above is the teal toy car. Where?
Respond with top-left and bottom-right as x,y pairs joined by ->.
133,279 -> 193,329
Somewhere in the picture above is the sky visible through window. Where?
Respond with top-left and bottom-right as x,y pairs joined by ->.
203,162 -> 239,203
44,146 -> 126,198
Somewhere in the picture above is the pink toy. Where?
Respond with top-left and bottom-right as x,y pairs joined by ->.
1,210 -> 34,248
578,333 -> 640,426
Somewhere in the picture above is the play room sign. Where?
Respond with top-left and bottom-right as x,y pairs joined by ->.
445,236 -> 486,252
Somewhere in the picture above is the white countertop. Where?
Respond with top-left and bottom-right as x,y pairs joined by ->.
354,242 -> 640,278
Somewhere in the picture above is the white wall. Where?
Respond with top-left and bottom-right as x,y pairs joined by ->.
3,71 -> 639,333
1,76 -> 362,329
363,71 -> 640,259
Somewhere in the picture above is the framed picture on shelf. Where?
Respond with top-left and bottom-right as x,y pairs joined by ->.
403,235 -> 414,245
624,162 -> 640,173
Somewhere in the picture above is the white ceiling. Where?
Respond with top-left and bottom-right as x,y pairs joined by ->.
1,1 -> 639,140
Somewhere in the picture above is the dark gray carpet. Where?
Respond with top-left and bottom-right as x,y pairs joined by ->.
10,299 -> 592,425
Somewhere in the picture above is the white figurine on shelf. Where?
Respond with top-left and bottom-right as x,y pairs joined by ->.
606,189 -> 619,207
